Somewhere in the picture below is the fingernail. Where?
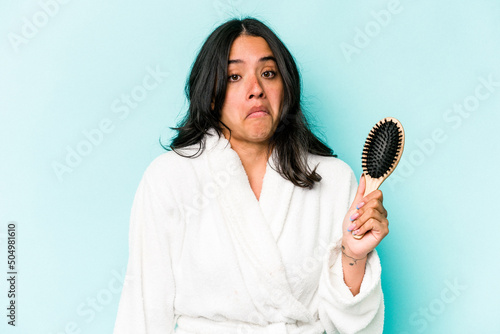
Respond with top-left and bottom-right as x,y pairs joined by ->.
356,202 -> 365,210
352,229 -> 360,235
349,212 -> 359,221
347,223 -> 356,232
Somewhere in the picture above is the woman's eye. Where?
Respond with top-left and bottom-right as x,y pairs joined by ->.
228,74 -> 240,82
262,71 -> 276,78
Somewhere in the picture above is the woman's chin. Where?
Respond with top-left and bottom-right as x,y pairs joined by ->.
247,128 -> 274,142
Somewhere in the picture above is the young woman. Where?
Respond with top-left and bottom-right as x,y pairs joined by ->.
114,17 -> 389,334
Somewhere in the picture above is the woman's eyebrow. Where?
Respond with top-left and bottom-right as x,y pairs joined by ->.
228,55 -> 277,65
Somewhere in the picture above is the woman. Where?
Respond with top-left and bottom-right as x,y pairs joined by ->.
114,17 -> 389,334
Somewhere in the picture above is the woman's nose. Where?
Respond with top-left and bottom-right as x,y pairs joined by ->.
247,76 -> 265,99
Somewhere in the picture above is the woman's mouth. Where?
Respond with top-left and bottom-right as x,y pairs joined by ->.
247,111 -> 269,119
247,106 -> 269,119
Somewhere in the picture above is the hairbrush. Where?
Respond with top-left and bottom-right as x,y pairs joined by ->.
353,117 -> 405,240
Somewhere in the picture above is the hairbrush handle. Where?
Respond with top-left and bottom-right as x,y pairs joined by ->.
352,175 -> 383,240
362,173 -> 384,197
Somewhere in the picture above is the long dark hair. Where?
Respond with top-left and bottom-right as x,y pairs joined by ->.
161,17 -> 336,189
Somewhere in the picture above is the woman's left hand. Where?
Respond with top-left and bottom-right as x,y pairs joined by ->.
342,174 -> 389,259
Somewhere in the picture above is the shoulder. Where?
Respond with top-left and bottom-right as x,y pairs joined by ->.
146,150 -> 190,173
142,149 -> 201,184
307,154 -> 358,197
308,154 -> 356,182
133,150 -> 203,210
307,155 -> 358,207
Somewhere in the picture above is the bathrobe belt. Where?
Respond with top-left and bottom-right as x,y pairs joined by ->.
175,315 -> 326,334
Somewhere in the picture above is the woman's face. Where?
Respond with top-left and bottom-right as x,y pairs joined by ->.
219,35 -> 284,146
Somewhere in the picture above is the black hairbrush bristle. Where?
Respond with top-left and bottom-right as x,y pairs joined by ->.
362,119 -> 403,179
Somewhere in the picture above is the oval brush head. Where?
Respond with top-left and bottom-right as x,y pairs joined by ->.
353,117 -> 405,240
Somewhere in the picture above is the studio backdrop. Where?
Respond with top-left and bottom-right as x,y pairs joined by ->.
1,0 -> 499,333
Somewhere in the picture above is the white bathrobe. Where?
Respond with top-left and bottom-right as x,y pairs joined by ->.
113,128 -> 384,334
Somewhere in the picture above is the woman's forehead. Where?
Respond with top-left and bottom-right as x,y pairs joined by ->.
228,35 -> 275,64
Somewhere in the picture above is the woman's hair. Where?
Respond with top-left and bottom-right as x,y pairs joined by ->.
161,17 -> 336,189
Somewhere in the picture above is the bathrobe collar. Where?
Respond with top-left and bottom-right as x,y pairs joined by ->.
202,128 -> 314,324
203,128 -> 293,241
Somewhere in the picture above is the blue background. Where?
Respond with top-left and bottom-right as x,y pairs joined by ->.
1,0 -> 499,333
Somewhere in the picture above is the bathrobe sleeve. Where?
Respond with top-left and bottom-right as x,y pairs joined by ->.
317,169 -> 384,334
113,166 -> 177,334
